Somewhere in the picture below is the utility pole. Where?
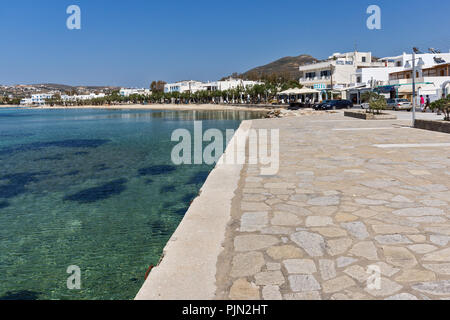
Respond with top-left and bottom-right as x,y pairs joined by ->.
330,64 -> 334,100
412,51 -> 416,127
404,50 -> 424,127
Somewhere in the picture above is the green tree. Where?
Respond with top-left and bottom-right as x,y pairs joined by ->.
430,95 -> 450,121
362,91 -> 386,114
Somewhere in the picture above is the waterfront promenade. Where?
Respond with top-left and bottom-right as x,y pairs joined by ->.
138,111 -> 450,300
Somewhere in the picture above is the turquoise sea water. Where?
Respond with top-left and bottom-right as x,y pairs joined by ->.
0,107 -> 263,300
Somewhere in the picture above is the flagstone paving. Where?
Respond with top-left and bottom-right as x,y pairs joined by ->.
216,112 -> 450,300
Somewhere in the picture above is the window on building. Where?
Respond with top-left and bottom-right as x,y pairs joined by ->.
305,72 -> 316,79
320,70 -> 331,77
396,61 -> 402,67
362,57 -> 366,62
357,77 -> 362,83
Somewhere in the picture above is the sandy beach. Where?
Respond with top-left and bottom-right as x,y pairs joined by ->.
0,104 -> 274,112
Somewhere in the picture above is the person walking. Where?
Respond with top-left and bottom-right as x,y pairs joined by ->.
420,95 -> 425,111
425,95 -> 431,112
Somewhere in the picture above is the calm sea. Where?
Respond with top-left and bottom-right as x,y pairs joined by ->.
0,107 -> 264,300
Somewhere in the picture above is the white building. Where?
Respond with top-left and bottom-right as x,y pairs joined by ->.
20,93 -> 54,105
164,78 -> 263,94
61,93 -> 106,101
20,98 -> 33,105
164,81 -> 205,94
215,78 -> 263,91
379,52 -> 450,69
340,51 -> 450,104
20,93 -> 107,105
299,52 -> 387,92
384,60 -> 450,103
119,88 -> 152,97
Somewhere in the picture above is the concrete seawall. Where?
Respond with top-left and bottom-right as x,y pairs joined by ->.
135,120 -> 252,300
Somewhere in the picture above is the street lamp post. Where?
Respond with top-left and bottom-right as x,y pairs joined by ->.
404,51 -> 425,127
412,52 -> 417,126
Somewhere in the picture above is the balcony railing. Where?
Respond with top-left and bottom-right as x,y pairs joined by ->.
300,76 -> 332,82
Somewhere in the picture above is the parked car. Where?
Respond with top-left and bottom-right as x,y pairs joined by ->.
314,100 -> 353,110
314,100 -> 331,110
386,98 -> 412,111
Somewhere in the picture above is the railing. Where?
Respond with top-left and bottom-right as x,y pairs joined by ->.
300,76 -> 331,82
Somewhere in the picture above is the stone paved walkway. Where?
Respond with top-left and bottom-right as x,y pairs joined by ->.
216,112 -> 450,300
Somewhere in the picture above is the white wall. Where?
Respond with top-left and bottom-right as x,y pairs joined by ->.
357,67 -> 404,84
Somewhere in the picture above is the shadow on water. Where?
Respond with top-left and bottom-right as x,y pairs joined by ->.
63,178 -> 128,204
160,185 -> 176,193
0,139 -> 110,156
0,171 -> 51,199
187,170 -> 211,185
93,164 -> 109,171
173,207 -> 189,215
181,192 -> 198,204
138,165 -> 177,176
0,201 -> 10,209
0,290 -> 41,300
35,154 -> 64,161
61,170 -> 80,177
148,219 -> 172,237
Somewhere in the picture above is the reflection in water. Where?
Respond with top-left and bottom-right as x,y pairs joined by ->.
63,109 -> 267,121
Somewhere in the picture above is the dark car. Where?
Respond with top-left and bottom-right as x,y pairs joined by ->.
314,99 -> 353,110
313,100 -> 331,110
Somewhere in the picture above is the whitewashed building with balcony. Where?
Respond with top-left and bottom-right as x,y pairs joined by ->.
164,78 -> 262,94
20,93 -> 54,105
164,81 -> 205,94
299,52 -> 386,92
119,88 -> 152,97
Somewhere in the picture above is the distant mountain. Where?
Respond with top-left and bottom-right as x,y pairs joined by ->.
228,54 -> 319,81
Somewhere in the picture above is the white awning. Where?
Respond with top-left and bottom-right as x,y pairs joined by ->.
343,84 -> 369,91
278,88 -> 303,95
278,88 -> 320,95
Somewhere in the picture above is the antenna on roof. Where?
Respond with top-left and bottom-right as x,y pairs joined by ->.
413,47 -> 421,54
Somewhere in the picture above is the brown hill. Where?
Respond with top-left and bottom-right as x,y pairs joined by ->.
229,54 -> 319,81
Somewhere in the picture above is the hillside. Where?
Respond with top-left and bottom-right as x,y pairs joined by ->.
229,54 -> 319,81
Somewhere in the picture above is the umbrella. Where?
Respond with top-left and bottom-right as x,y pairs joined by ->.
278,88 -> 304,95
296,88 -> 321,94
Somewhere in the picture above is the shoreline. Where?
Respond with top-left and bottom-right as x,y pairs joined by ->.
0,103 -> 274,112
135,120 -> 253,300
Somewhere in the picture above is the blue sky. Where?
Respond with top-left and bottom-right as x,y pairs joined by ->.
1,0 -> 449,87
